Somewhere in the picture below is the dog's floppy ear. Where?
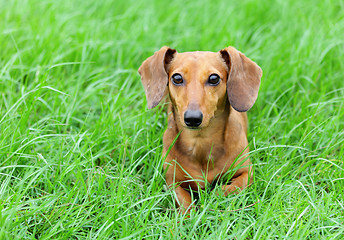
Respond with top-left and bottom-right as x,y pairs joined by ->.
138,46 -> 176,109
220,46 -> 262,112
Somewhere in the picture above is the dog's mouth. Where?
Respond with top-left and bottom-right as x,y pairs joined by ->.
185,125 -> 202,130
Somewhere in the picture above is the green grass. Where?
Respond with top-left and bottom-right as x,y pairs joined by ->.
1,0 -> 344,239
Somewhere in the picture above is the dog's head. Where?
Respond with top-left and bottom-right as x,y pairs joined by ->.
138,46 -> 262,129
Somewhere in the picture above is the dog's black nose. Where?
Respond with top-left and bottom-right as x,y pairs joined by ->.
184,110 -> 203,128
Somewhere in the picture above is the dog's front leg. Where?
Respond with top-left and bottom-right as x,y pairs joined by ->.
173,185 -> 193,214
164,153 -> 194,214
165,170 -> 193,213
221,171 -> 251,196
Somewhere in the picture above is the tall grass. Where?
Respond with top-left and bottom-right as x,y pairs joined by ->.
1,0 -> 343,238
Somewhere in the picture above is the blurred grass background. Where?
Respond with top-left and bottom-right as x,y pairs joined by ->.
1,0 -> 343,239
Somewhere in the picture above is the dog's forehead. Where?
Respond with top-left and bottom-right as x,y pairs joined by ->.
174,51 -> 219,62
170,51 -> 226,71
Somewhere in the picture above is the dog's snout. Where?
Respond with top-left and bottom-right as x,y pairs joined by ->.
184,110 -> 203,128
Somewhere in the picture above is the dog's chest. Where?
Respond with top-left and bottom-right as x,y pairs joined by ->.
177,138 -> 227,189
188,141 -> 220,165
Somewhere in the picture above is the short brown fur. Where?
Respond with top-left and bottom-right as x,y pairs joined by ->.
139,46 -> 262,214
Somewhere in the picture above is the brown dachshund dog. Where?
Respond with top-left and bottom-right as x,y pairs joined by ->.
138,46 -> 262,214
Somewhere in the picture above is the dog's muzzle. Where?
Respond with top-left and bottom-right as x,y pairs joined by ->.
184,110 -> 203,128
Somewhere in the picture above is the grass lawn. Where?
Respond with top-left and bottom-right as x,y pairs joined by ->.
1,0 -> 344,239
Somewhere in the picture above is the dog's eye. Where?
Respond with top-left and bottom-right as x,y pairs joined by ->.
171,73 -> 184,86
208,74 -> 221,86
